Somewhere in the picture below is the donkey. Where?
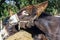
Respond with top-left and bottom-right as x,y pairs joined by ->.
8,1 -> 48,40
0,26 -> 9,40
16,2 -> 60,40
8,1 -> 60,40
0,16 -> 19,40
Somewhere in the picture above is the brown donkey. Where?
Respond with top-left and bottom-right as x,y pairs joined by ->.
16,1 -> 60,40
8,1 -> 60,40
8,1 -> 48,40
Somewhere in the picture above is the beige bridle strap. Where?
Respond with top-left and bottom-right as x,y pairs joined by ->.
20,21 -> 29,22
30,15 -> 38,23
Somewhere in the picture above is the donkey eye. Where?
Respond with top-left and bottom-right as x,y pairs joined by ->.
22,11 -> 29,16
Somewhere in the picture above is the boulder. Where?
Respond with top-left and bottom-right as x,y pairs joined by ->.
6,30 -> 33,40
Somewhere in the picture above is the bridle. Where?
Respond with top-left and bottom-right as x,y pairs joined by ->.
16,13 -> 38,30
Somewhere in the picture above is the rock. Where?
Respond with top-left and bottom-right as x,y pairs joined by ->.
6,30 -> 33,40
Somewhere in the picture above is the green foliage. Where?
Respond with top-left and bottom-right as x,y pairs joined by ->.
3,8 -> 9,16
0,0 -> 59,18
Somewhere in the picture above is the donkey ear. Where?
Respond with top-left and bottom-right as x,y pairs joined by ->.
35,1 -> 48,17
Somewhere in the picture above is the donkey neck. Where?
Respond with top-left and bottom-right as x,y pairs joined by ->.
35,16 -> 60,40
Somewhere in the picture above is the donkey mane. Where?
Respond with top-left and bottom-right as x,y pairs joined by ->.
39,12 -> 52,18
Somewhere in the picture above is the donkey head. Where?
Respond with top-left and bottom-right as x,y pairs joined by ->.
9,1 -> 48,29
